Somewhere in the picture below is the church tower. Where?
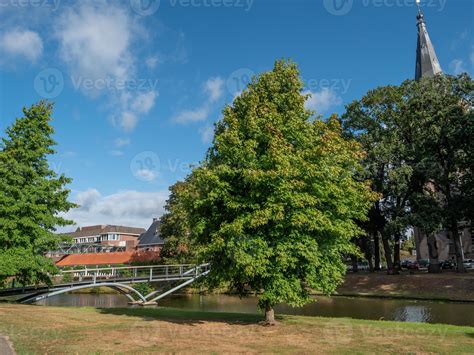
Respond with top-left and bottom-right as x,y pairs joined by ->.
415,3 -> 442,80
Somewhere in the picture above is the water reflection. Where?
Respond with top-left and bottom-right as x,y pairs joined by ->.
38,293 -> 474,327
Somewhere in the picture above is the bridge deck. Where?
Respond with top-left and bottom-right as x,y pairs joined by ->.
0,264 -> 210,304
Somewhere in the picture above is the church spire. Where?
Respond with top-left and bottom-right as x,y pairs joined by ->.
415,1 -> 442,80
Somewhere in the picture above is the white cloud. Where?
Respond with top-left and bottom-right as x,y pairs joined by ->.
55,2 -> 157,132
199,125 -> 214,144
450,59 -> 467,75
135,169 -> 158,182
174,106 -> 209,124
56,4 -> 132,86
119,111 -> 138,132
0,29 -> 43,62
109,150 -> 124,156
60,189 -> 169,231
303,88 -> 343,114
115,138 -> 131,147
75,188 -> 101,211
173,76 -> 224,125
204,77 -> 224,103
146,56 -> 159,69
131,91 -> 158,114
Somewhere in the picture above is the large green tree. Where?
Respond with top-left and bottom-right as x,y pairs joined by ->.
0,101 -> 76,285
164,60 -> 376,323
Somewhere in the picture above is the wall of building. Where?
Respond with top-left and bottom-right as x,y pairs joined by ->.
415,226 -> 473,261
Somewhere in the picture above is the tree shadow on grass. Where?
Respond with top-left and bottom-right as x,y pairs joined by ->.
97,307 -> 276,326
466,333 -> 474,338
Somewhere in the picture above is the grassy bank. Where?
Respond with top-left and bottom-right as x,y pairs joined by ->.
337,272 -> 474,302
0,304 -> 473,353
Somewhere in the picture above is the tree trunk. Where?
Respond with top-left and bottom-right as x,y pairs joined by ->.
427,233 -> 441,273
393,233 -> 401,272
382,233 -> 394,274
264,302 -> 275,325
362,235 -> 374,272
450,218 -> 466,273
351,255 -> 358,273
374,233 -> 381,271
414,227 -> 422,261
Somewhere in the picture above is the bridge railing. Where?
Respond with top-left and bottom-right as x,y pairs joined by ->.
57,264 -> 210,284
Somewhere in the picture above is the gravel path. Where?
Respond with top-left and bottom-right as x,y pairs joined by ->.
0,335 -> 15,355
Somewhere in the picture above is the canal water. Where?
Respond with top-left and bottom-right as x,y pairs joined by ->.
38,293 -> 474,327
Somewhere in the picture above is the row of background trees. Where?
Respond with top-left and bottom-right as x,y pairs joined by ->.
340,74 -> 473,273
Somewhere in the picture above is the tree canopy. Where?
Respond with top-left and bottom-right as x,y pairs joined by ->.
161,60 -> 377,322
0,101 -> 76,285
341,74 -> 473,273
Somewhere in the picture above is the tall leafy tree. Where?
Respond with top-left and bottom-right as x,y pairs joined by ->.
166,60 -> 376,323
342,74 -> 473,273
0,101 -> 76,285
160,179 -> 197,264
341,85 -> 414,273
407,74 -> 473,272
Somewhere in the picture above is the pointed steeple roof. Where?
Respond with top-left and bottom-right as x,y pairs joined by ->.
415,5 -> 442,80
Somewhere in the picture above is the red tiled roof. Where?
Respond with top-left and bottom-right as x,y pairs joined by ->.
56,252 -> 135,267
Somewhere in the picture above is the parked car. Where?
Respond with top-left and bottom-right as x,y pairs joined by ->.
346,261 -> 370,272
400,260 -> 413,269
407,261 -> 420,270
440,260 -> 456,270
418,259 -> 430,271
463,259 -> 474,269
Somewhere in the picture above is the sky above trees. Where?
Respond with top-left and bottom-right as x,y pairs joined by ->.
0,0 -> 472,230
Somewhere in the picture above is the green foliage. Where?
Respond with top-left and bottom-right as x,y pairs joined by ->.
341,74 -> 473,270
133,282 -> 154,297
160,180 -> 198,264
0,101 -> 77,285
164,60 -> 376,311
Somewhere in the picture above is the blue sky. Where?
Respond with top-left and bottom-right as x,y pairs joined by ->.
0,0 -> 472,229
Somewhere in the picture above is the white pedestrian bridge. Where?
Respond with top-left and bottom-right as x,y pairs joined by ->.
0,264 -> 210,305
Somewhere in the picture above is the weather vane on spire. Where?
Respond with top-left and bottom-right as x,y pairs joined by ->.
416,0 -> 423,17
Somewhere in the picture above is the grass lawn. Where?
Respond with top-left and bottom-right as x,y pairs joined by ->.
0,304 -> 473,354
